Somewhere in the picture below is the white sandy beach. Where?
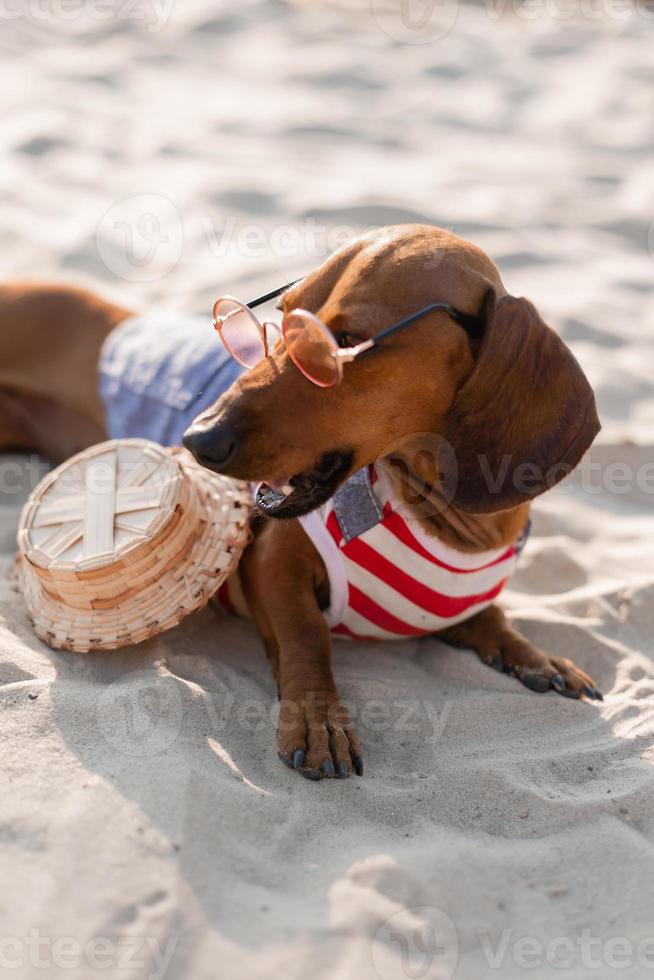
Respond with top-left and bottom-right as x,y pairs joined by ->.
1,2 -> 654,978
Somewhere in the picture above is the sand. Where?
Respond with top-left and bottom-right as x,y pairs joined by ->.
1,2 -> 654,978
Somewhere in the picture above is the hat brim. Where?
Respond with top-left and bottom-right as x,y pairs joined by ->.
19,452 -> 252,652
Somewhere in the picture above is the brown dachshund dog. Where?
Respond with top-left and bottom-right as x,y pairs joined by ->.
0,225 -> 601,780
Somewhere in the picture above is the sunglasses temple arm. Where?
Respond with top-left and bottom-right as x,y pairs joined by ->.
246,277 -> 305,310
372,303 -> 450,343
373,302 -> 484,344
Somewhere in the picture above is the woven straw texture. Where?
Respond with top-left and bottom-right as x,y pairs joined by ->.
17,439 -> 253,652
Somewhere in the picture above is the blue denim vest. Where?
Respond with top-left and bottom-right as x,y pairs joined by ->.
99,313 -> 245,447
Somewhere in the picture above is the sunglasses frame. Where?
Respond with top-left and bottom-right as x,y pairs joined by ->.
212,277 -> 484,387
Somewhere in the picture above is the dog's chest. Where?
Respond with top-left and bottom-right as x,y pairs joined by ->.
299,465 -> 521,641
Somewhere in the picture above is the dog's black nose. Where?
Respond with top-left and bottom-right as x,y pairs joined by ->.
182,422 -> 236,471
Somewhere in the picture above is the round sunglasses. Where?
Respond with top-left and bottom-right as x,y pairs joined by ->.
213,280 -> 483,389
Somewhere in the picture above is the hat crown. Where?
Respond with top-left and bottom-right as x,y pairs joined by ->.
19,439 -> 181,572
17,439 -> 253,651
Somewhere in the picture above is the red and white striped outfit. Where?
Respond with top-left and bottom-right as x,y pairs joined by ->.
298,465 -> 520,641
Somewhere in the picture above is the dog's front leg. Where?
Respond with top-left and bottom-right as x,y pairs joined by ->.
239,518 -> 363,780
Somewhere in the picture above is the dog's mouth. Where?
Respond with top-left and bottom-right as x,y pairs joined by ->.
255,449 -> 354,519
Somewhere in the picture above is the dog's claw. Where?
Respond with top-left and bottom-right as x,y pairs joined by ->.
322,759 -> 335,778
299,767 -> 322,781
558,686 -> 581,699
491,655 -> 503,672
521,674 -> 551,693
293,749 -> 305,769
278,751 -> 294,769
338,762 -> 350,779
551,673 -> 565,693
352,754 -> 364,777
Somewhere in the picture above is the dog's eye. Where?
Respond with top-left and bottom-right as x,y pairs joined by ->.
336,332 -> 363,349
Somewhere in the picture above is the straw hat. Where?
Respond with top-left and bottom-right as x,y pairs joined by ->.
16,438 -> 253,652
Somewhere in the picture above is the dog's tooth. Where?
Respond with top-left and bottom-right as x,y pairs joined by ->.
281,484 -> 294,496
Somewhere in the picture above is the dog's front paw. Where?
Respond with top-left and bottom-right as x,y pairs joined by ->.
486,646 -> 603,701
277,691 -> 363,780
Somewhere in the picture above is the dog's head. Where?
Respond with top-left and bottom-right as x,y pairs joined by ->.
183,224 -> 600,518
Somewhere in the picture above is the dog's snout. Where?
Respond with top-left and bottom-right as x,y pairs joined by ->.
182,421 -> 236,471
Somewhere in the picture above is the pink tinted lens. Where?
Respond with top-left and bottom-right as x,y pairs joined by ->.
214,298 -> 264,369
283,311 -> 340,387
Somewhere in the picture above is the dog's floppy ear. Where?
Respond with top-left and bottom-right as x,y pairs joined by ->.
444,288 -> 600,514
